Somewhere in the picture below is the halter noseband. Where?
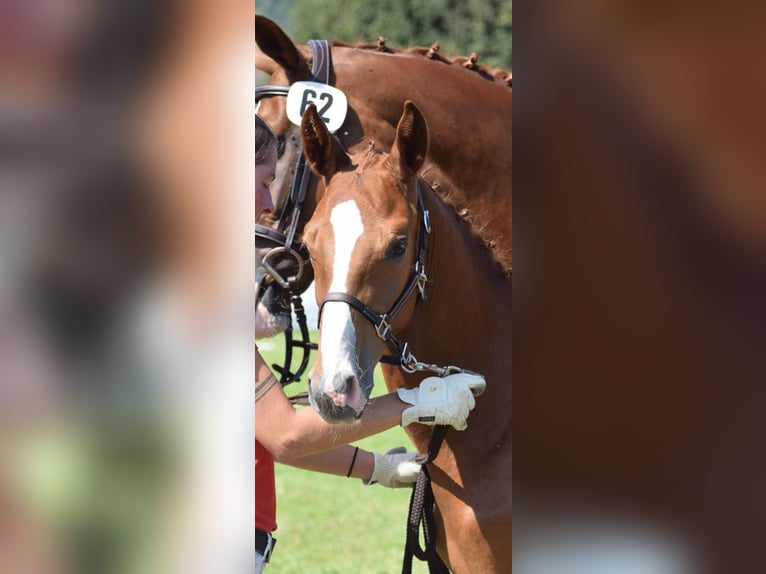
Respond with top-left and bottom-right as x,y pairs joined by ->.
317,182 -> 432,370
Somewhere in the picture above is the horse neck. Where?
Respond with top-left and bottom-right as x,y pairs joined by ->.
430,179 -> 507,303
385,181 -> 512,463
401,180 -> 511,383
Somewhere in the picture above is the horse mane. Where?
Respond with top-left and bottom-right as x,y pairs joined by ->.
353,147 -> 512,278
421,168 -> 513,278
328,39 -> 512,88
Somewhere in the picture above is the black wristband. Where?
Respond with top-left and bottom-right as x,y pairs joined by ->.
346,446 -> 360,477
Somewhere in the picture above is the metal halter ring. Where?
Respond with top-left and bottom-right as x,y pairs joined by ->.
375,315 -> 393,341
261,246 -> 305,289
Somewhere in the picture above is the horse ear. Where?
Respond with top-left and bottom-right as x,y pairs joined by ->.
389,100 -> 429,180
255,16 -> 307,79
301,104 -> 351,180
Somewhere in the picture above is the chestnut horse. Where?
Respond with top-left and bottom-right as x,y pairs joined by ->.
255,15 -> 511,350
299,101 -> 511,573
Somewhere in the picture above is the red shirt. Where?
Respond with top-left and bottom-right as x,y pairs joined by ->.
255,440 -> 277,532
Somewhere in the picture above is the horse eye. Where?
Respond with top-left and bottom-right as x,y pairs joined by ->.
385,239 -> 408,260
276,136 -> 286,158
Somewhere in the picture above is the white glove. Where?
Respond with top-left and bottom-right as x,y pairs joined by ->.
363,447 -> 421,488
396,372 -> 486,430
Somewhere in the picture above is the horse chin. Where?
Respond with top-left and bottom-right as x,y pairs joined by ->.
307,370 -> 372,424
308,392 -> 362,424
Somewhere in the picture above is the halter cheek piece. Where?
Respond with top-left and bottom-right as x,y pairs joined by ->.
255,39 -> 332,384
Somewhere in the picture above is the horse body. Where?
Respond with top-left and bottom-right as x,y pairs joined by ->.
300,101 -> 511,573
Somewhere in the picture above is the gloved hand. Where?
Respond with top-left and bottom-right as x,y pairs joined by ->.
363,447 -> 421,488
396,372 -> 486,430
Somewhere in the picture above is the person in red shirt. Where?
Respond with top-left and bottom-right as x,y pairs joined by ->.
254,115 -> 483,571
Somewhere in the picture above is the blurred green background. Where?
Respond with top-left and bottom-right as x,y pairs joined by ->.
257,0 -> 512,69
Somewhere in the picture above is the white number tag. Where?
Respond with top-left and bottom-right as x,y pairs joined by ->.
286,81 -> 348,133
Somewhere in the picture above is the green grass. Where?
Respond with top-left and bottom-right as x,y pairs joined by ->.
259,333 -> 428,574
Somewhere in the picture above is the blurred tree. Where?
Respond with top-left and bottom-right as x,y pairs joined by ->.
256,0 -> 296,33
288,0 -> 511,68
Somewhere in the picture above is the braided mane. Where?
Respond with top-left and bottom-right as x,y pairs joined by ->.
352,147 -> 512,278
329,39 -> 512,88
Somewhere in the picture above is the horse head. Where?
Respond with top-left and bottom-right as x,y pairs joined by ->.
300,101 -> 429,422
255,16 -> 318,337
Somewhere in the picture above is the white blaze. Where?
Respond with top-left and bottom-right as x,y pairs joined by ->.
320,200 -> 364,392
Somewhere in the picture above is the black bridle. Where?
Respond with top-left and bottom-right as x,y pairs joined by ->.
255,39 -> 333,384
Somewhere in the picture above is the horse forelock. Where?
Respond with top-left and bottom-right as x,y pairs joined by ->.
356,149 -> 386,171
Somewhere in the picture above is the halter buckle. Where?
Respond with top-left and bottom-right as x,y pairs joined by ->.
423,209 -> 431,234
415,261 -> 428,299
375,315 -> 392,341
399,343 -> 418,373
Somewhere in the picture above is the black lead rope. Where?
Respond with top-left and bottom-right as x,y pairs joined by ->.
402,425 -> 450,574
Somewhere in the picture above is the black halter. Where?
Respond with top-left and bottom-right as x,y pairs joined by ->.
255,39 -> 333,384
317,182 -> 431,366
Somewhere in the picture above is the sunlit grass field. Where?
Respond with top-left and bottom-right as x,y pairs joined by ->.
259,333 -> 428,574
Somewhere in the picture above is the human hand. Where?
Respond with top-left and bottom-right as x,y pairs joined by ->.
396,372 -> 486,430
363,447 -> 421,488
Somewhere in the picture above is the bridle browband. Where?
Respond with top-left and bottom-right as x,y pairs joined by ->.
255,39 -> 333,384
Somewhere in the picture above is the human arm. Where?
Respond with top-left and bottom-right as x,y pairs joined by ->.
255,347 -> 406,463
285,445 -> 421,488
254,345 -> 484,463
285,445 -> 373,479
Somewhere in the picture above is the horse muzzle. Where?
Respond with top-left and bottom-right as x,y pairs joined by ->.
308,370 -> 370,423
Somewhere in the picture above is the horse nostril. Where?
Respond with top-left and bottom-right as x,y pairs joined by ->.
332,371 -> 356,395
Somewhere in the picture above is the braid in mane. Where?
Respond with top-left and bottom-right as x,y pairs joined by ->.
327,39 -> 511,89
